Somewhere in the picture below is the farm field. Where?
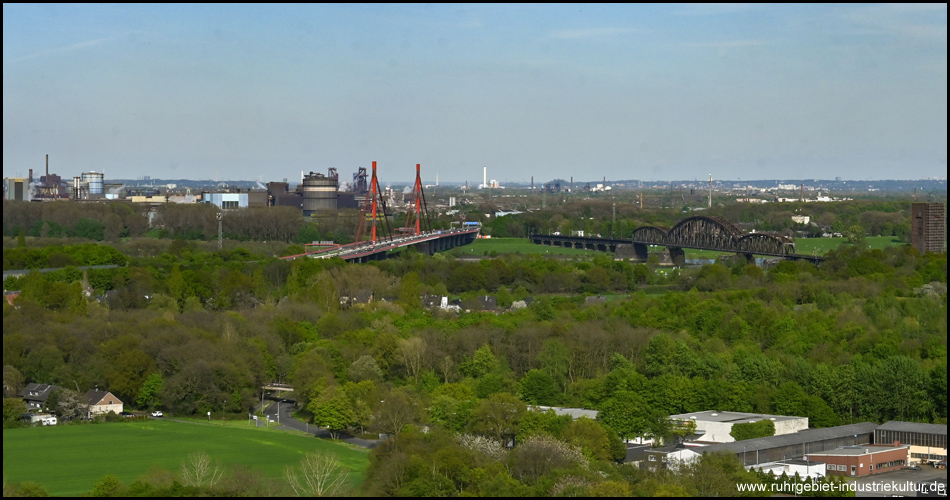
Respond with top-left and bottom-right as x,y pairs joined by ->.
2,419 -> 368,496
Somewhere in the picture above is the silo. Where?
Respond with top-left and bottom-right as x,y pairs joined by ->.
301,171 -> 338,216
82,171 -> 104,196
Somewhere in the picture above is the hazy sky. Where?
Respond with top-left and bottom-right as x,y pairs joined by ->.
3,4 -> 947,184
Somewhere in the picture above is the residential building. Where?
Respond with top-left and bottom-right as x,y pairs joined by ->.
642,444 -> 701,471
21,383 -> 61,412
911,203 -> 946,254
83,390 -> 123,418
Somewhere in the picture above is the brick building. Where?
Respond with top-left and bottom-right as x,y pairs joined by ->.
805,443 -> 909,477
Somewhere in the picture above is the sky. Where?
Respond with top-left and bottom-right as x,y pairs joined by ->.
3,4 -> 947,185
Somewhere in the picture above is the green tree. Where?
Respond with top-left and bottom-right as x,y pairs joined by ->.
309,386 -> 354,439
372,387 -> 420,437
137,373 -> 164,409
597,390 -> 654,442
845,225 -> 865,245
467,392 -> 526,443
459,345 -> 498,379
397,271 -> 423,312
518,369 -> 559,405
3,398 -> 28,429
89,474 -> 125,497
730,420 -> 775,441
167,264 -> 188,312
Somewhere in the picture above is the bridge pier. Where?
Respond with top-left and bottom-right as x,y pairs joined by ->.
668,246 -> 686,267
738,252 -> 755,265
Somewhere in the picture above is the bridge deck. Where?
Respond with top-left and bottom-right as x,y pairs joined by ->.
282,227 -> 481,262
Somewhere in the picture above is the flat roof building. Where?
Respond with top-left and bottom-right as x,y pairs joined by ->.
670,410 -> 808,443
805,444 -> 910,477
875,421 -> 947,465
703,422 -> 879,467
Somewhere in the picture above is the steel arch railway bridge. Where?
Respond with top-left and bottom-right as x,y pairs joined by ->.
531,215 -> 824,265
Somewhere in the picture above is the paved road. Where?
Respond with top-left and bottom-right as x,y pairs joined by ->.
261,400 -> 379,449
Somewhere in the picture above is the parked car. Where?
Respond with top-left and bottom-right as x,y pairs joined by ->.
119,411 -> 135,418
151,411 -> 163,417
906,463 -> 920,470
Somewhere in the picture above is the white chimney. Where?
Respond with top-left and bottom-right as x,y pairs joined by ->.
483,166 -> 487,188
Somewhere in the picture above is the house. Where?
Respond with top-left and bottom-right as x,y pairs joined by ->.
642,444 -> 701,471
804,443 -> 910,477
83,390 -> 123,418
22,383 -> 61,412
475,295 -> 497,311
669,410 -> 809,443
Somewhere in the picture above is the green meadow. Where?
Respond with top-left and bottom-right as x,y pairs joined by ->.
2,420 -> 368,496
461,237 -> 595,256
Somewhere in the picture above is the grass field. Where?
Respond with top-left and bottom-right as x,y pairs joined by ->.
460,237 -> 595,256
2,419 -> 368,496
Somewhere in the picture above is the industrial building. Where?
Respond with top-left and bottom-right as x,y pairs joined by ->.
805,443 -> 910,477
4,177 -> 30,201
911,203 -> 947,254
669,410 -> 809,444
875,421 -> 947,465
300,170 -> 338,215
202,192 -> 249,210
699,422 -> 880,467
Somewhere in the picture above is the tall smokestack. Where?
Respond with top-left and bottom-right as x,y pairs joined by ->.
46,154 -> 49,180
29,169 -> 33,184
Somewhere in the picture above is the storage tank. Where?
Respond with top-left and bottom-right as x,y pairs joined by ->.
301,170 -> 338,215
81,171 -> 104,196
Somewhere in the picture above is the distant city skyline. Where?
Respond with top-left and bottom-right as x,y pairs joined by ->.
3,4 -> 947,183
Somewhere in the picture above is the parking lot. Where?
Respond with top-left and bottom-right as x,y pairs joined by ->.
853,466 -> 947,497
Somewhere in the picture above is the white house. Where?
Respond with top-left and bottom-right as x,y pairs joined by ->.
84,390 -> 123,418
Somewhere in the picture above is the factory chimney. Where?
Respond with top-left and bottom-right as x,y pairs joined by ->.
483,166 -> 487,188
46,154 -> 49,181
29,169 -> 33,184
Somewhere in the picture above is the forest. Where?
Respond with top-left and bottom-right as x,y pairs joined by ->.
2,198 -> 946,496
